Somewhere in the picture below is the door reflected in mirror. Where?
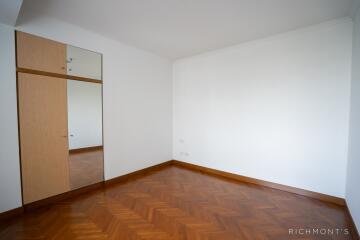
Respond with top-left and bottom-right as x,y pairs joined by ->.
67,80 -> 103,190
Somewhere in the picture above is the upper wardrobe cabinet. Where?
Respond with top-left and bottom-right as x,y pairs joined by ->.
67,45 -> 102,80
16,31 -> 102,80
16,31 -> 67,75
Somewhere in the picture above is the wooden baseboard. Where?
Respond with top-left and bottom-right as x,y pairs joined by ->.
170,160 -> 360,240
105,161 -> 173,186
25,161 -> 173,210
24,182 -> 104,211
69,146 -> 103,154
0,207 -> 24,222
0,161 -> 173,219
171,159 -> 360,237
170,160 -> 345,206
1,159 -> 352,228
345,201 -> 360,240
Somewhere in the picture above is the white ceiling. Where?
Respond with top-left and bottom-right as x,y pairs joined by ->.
0,0 -> 23,26
18,0 -> 352,59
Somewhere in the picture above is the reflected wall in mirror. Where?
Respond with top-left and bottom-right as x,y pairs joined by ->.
67,45 -> 102,80
67,80 -> 103,190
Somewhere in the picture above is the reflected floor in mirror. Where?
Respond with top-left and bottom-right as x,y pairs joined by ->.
69,148 -> 104,189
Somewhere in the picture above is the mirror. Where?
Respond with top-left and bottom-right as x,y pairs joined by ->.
66,45 -> 103,190
67,45 -> 102,80
67,80 -> 103,190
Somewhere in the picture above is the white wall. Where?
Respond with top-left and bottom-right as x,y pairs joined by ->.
0,23 -> 23,212
346,6 -> 360,230
0,15 -> 172,213
18,17 -> 172,182
67,80 -> 103,150
15,16 -> 173,181
173,18 -> 352,198
0,12 -> 354,214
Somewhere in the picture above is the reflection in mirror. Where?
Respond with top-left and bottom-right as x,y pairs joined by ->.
67,80 -> 103,190
67,45 -> 102,80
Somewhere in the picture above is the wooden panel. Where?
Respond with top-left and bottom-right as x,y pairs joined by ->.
18,72 -> 70,204
17,67 -> 102,84
16,31 -> 66,74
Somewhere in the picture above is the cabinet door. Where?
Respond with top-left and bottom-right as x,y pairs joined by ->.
16,31 -> 67,74
67,45 -> 102,80
18,73 -> 70,204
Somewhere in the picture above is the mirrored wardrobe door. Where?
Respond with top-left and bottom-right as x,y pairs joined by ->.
67,45 -> 102,80
67,80 -> 104,190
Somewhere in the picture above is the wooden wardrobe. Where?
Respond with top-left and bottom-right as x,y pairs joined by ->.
16,31 -> 103,204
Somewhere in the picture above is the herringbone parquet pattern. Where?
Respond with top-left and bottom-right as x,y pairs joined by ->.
0,166 -> 354,239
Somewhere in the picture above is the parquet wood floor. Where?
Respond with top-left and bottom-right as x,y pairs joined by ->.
0,166 -> 355,239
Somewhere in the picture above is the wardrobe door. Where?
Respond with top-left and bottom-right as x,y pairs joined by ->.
18,72 -> 70,204
67,45 -> 102,80
16,31 -> 67,74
